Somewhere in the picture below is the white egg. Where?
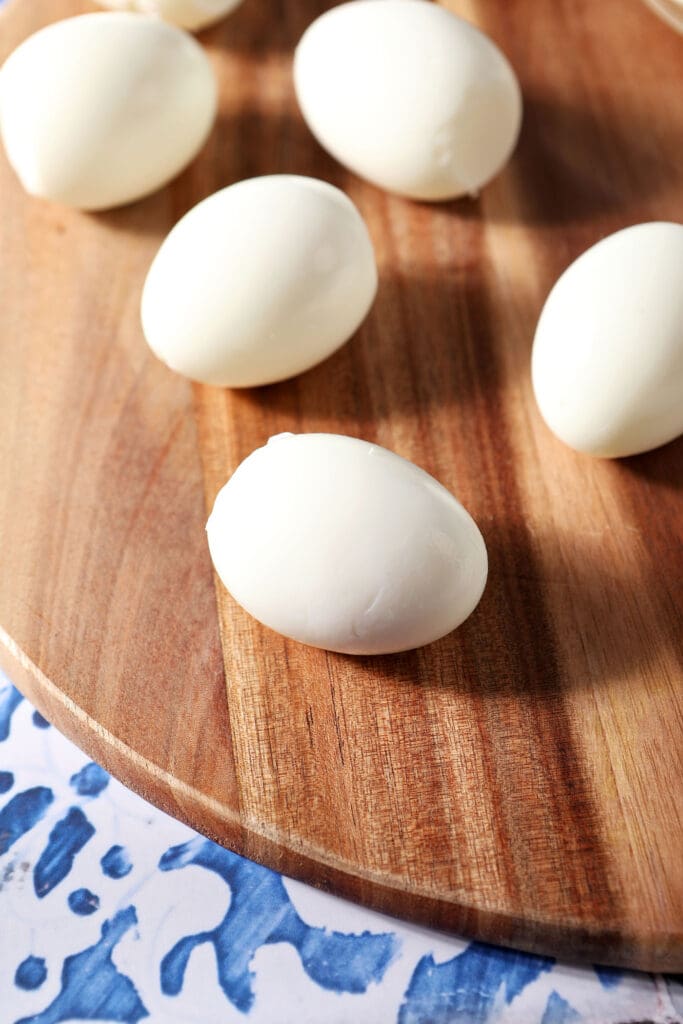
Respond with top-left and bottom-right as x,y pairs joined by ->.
206,433 -> 488,655
141,176 -> 378,387
93,0 -> 244,32
532,222 -> 683,459
293,0 -> 522,201
0,13 -> 217,210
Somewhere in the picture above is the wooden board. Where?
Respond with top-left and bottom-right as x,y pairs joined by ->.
1,0 -> 682,972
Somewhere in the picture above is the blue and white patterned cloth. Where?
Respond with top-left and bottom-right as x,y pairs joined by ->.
1,673 -> 681,1024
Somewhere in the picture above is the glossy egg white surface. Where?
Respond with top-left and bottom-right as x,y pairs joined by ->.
141,176 -> 378,387
532,222 -> 683,458
0,13 -> 217,210
293,0 -> 522,201
93,0 -> 244,32
206,433 -> 488,655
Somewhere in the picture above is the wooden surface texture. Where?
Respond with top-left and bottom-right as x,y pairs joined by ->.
1,0 -> 682,971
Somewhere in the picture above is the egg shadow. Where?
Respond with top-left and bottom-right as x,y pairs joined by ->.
424,90 -> 682,228
338,516 -> 675,698
198,0 -> 332,55
231,263 -> 538,437
212,107 -> 347,186
617,434 -> 683,491
89,146 -> 222,240
507,93 -> 681,225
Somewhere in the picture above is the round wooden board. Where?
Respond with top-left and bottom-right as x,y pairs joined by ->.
1,0 -> 682,972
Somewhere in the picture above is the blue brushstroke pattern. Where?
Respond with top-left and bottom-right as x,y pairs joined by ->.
15,956 -> 48,991
159,838 -> 398,1013
0,786 -> 54,855
0,684 -> 23,740
541,990 -> 581,1023
70,762 -> 109,797
594,964 -> 623,989
0,769 -> 14,793
34,806 -> 95,897
32,711 -> 51,730
68,887 -> 100,915
667,976 -> 683,1015
15,906 -> 148,1024
101,845 -> 133,879
398,942 -> 554,1024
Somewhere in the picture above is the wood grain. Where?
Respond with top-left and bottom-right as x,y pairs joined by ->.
1,0 -> 682,971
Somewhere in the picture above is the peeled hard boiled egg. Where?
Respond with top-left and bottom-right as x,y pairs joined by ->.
293,0 -> 522,201
532,222 -> 683,458
0,13 -> 217,210
93,0 -> 244,32
141,176 -> 378,387
206,433 -> 488,655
